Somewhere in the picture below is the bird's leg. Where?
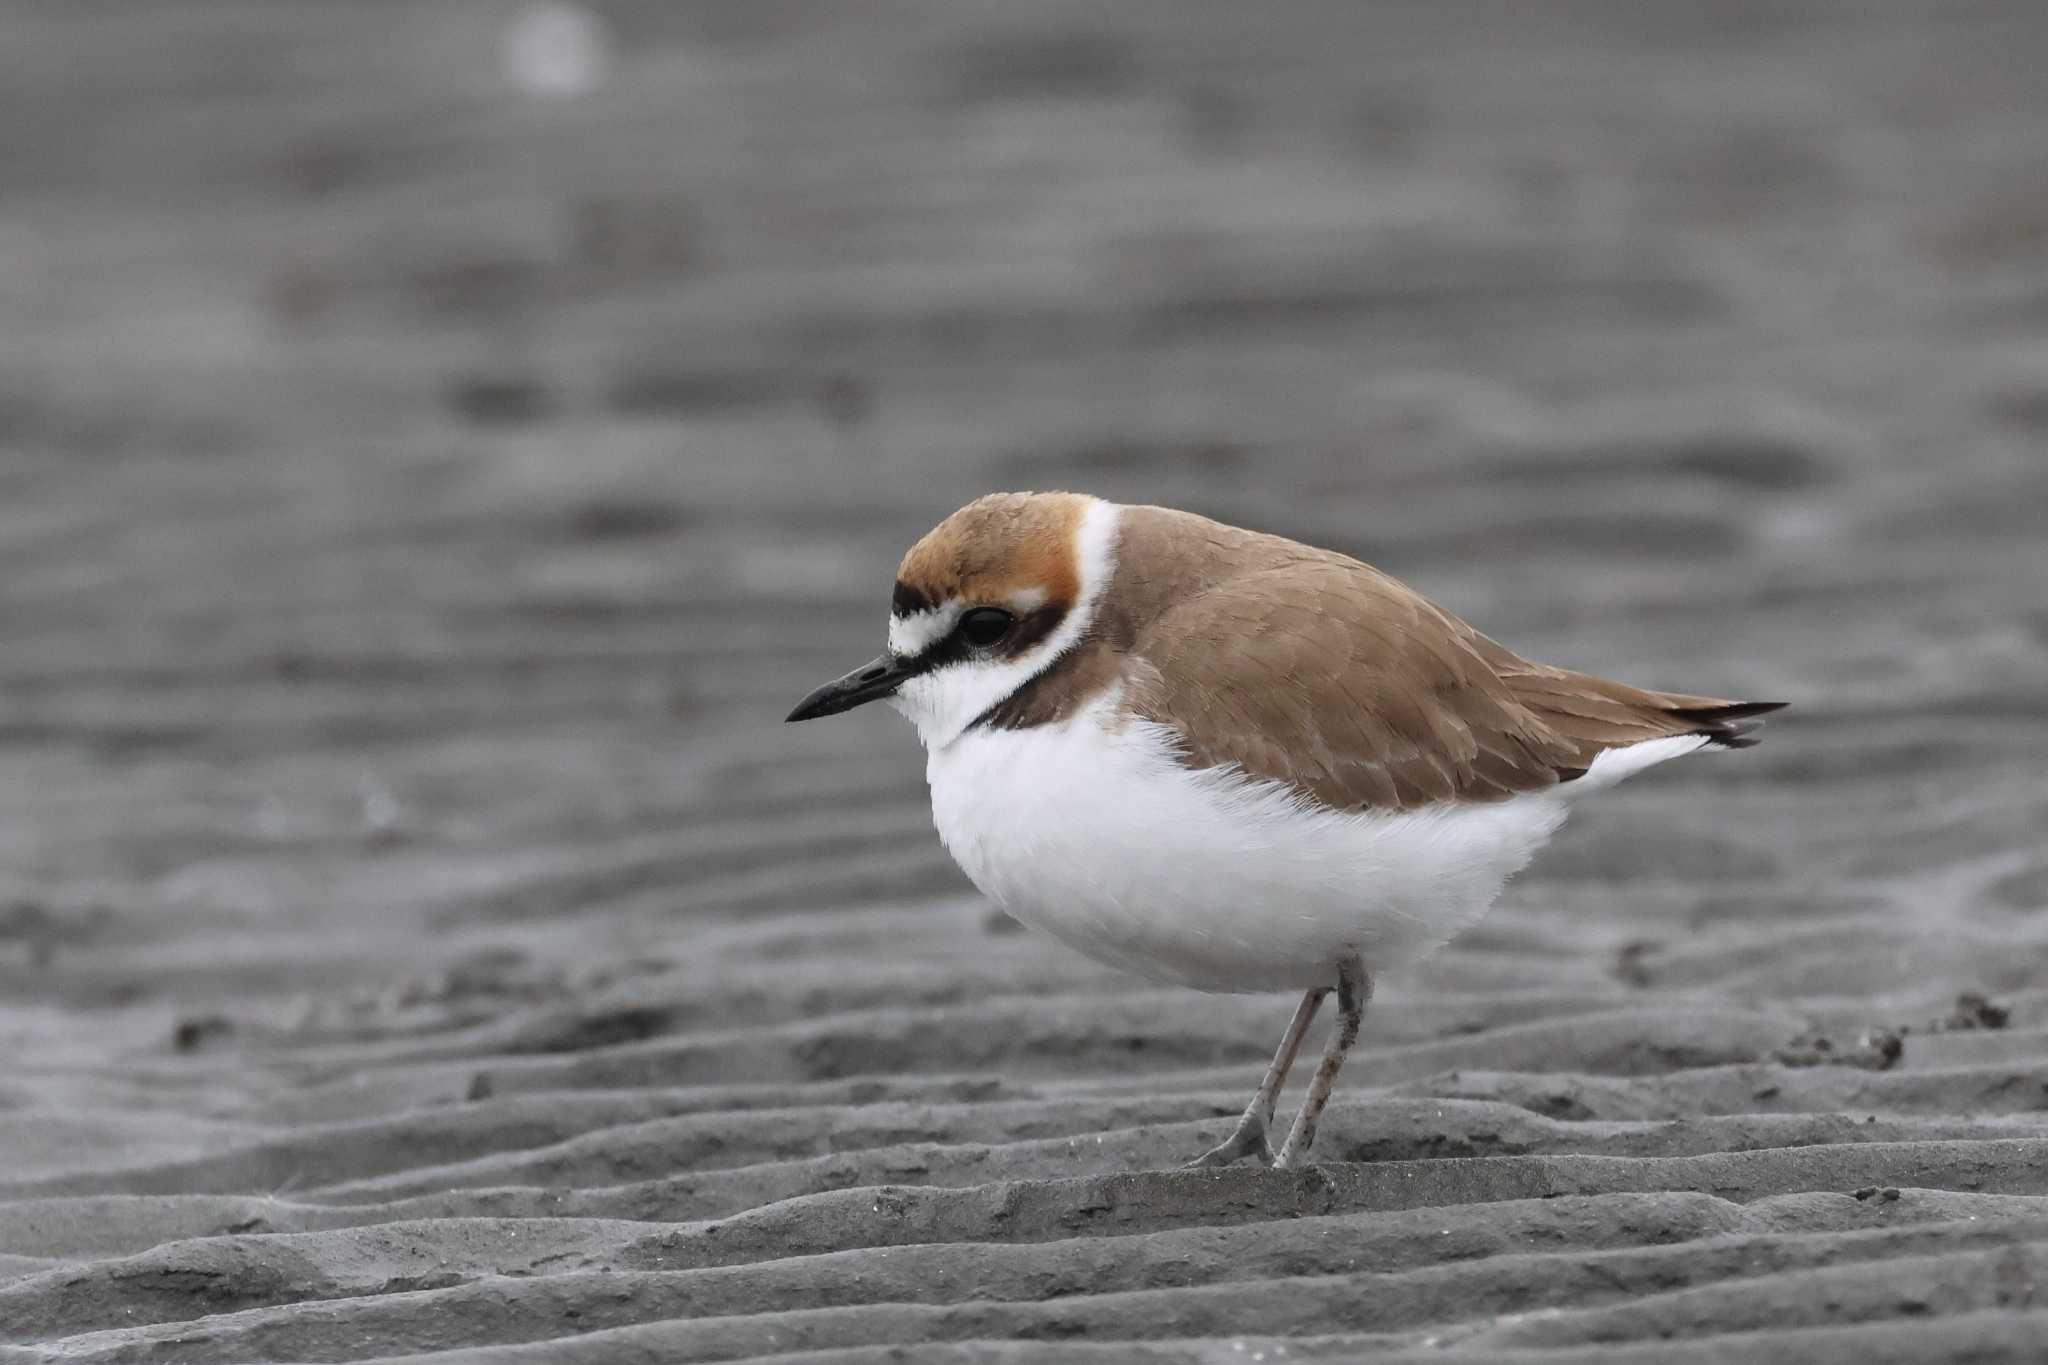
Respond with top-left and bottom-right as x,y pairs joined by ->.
1183,987 -> 1327,1169
1275,955 -> 1371,1169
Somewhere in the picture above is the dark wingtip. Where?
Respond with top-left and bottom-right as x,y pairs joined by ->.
1673,700 -> 1789,724
1679,700 -> 1787,749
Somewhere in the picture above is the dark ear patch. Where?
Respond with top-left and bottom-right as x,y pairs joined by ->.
892,580 -> 933,616
1001,601 -> 1066,656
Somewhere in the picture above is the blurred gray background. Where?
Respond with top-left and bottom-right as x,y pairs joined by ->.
4,3 -> 2048,1360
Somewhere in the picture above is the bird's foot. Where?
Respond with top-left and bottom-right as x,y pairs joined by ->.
1182,1114 -> 1275,1169
1273,1115 -> 1319,1169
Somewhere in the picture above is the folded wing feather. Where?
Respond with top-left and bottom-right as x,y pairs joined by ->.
1125,558 -> 1781,814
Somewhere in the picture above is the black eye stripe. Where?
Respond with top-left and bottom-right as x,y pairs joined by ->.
1003,605 -> 1063,655
909,603 -> 1063,673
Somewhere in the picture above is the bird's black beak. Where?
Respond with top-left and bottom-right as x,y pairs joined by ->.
785,653 -> 914,723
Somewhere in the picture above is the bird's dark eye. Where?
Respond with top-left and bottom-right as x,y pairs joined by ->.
958,607 -> 1014,648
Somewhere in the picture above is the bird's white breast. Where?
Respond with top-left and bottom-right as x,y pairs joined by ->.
925,696 -> 1572,993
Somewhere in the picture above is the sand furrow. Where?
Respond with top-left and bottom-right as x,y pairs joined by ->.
628,1311 -> 2048,1364
285,1003 -> 1810,1100
289,1104 -> 2048,1214
23,1203 -> 2048,1361
277,1143 -> 2048,1272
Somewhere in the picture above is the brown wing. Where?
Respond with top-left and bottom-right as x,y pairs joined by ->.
1124,559 -> 1773,812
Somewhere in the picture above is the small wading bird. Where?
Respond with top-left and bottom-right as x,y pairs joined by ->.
787,493 -> 1784,1168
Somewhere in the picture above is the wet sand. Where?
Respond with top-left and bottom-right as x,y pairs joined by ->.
5,1 -> 2048,1359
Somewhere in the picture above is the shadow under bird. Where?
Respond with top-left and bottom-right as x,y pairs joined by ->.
787,492 -> 1785,1168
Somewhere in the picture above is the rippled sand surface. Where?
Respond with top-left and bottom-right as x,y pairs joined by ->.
5,2 -> 2048,1360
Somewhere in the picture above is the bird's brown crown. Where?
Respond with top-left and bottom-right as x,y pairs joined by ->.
893,491 -> 1090,616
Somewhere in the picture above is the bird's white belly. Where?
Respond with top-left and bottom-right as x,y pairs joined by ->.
925,700 -> 1570,993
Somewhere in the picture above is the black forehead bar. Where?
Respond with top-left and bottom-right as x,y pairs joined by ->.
891,580 -> 932,617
